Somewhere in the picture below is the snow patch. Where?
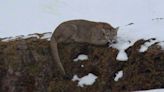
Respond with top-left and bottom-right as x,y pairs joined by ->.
116,50 -> 128,61
114,70 -> 123,82
73,54 -> 88,62
81,65 -> 84,68
111,37 -> 134,61
23,34 -> 40,39
1,37 -> 16,42
1,32 -> 52,42
72,75 -> 79,82
40,32 -> 52,40
139,39 -> 158,52
158,41 -> 164,50
1,35 -> 26,42
72,73 -> 98,87
134,89 -> 164,92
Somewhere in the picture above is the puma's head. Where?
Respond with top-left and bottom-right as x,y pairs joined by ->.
102,27 -> 118,43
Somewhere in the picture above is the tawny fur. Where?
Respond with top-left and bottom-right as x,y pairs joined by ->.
50,19 -> 118,76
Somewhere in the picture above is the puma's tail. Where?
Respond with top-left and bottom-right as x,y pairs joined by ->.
50,37 -> 66,76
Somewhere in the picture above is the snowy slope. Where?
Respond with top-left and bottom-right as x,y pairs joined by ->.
1,0 -> 164,38
1,0 -> 164,65
1,0 -> 164,47
46,0 -> 164,49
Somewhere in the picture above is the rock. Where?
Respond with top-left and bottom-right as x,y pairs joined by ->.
0,34 -> 163,92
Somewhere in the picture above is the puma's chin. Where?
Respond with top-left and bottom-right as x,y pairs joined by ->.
108,39 -> 117,44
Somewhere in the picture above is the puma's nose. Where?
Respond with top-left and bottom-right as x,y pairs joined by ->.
112,40 -> 117,44
111,39 -> 117,44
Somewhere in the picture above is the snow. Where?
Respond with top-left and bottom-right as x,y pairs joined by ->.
23,34 -> 40,39
158,42 -> 164,50
116,50 -> 128,61
73,54 -> 88,62
1,32 -> 52,42
114,70 -> 123,82
139,38 -> 158,52
72,75 -> 79,82
111,19 -> 164,61
1,0 -> 164,41
111,37 -> 133,61
134,89 -> 164,92
72,73 -> 98,87
1,0 -> 164,47
81,65 -> 84,68
40,32 -> 52,40
1,37 -> 16,42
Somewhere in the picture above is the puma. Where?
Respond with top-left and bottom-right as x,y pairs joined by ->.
50,19 -> 118,76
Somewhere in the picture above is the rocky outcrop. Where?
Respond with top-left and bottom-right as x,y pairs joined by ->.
0,34 -> 164,92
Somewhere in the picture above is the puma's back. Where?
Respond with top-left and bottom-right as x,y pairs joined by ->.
52,19 -> 118,45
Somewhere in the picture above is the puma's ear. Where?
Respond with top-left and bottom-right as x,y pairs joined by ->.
115,27 -> 119,31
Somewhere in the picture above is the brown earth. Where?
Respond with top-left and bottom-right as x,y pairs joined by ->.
0,37 -> 164,92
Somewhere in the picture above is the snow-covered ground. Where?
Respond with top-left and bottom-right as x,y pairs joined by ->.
1,0 -> 164,45
1,0 -> 164,39
111,17 -> 164,61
